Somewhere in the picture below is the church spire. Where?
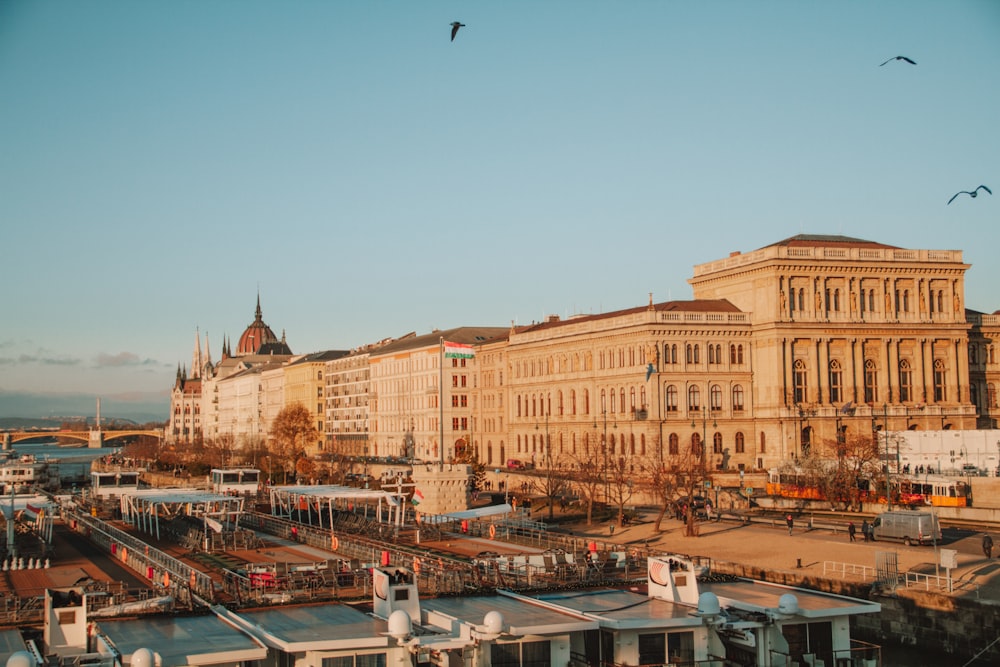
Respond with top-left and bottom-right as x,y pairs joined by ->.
192,327 -> 202,379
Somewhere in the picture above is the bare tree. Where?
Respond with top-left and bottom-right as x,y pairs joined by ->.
816,431 -> 882,510
568,439 -> 606,525
531,451 -> 572,520
607,441 -> 643,526
639,436 -> 683,532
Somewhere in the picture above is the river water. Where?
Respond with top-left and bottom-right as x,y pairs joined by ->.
3,441 -> 121,489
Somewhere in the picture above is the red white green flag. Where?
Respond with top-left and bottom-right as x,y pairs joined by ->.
443,341 -> 475,359
411,489 -> 424,505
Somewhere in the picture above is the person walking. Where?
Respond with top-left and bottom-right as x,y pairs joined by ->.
861,519 -> 870,543
786,513 -> 794,535
848,521 -> 857,542
983,533 -> 994,559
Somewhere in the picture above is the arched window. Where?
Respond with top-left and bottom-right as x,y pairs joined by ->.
829,360 -> 843,404
933,359 -> 947,402
759,431 -> 767,453
710,384 -> 722,411
864,360 -> 879,404
669,432 -> 679,455
713,432 -> 723,454
730,344 -> 737,364
899,360 -> 913,403
693,344 -> 701,364
665,385 -> 678,412
686,344 -> 693,364
735,432 -> 745,454
794,359 -> 808,404
732,385 -> 745,412
691,433 -> 703,457
688,385 -> 701,411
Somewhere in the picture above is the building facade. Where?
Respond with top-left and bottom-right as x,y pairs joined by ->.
170,236 -> 995,479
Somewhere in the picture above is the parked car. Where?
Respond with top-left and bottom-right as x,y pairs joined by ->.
506,459 -> 526,470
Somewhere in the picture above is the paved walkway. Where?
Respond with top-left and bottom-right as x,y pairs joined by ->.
559,512 -> 1000,600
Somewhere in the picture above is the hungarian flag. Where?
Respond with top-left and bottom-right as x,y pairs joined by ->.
411,489 -> 424,506
443,341 -> 475,359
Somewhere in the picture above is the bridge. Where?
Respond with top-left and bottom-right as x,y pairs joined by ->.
2,429 -> 164,449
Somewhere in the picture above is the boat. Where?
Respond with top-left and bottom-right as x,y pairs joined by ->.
0,450 -> 59,494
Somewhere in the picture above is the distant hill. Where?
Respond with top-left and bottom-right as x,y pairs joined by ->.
0,390 -> 168,424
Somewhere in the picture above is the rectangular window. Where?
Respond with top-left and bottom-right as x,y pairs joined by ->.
639,632 -> 667,665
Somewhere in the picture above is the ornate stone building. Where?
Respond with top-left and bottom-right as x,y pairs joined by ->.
168,297 -> 292,445
470,235 -> 980,474
689,234 -> 976,463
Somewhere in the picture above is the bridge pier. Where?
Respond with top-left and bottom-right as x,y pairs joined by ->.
2,433 -> 10,450
89,430 -> 104,449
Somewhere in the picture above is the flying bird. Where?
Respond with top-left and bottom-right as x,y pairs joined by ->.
450,21 -> 465,42
947,185 -> 992,205
880,55 -> 916,66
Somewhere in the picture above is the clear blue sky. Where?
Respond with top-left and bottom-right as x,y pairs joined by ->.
1,1 -> 997,415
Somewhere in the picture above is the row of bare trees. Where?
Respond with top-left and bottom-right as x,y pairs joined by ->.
514,429 -> 886,538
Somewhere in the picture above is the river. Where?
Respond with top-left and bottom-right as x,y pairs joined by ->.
3,440 -> 122,489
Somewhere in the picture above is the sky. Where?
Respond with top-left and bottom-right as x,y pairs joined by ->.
1,1 -> 998,420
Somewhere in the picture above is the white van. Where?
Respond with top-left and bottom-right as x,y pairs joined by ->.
871,510 -> 941,546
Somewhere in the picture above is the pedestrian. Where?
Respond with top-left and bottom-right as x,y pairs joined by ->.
983,533 -> 994,559
861,519 -> 870,543
786,513 -> 794,535
848,521 -> 857,542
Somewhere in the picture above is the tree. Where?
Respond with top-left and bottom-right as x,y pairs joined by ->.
672,436 -> 711,537
531,451 -> 572,520
607,441 -> 642,526
816,431 -> 882,510
568,439 -> 607,525
270,403 -> 318,484
640,436 -> 684,532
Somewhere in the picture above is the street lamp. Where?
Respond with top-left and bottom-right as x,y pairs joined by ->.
872,403 -> 891,509
691,406 -> 716,471
594,410 -> 615,503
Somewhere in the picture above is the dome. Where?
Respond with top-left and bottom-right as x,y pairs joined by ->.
236,296 -> 280,356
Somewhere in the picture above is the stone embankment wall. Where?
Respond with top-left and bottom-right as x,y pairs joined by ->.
712,560 -> 1000,664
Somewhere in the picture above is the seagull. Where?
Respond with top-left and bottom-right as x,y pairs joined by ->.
450,21 -> 465,42
880,55 -> 916,66
948,185 -> 992,205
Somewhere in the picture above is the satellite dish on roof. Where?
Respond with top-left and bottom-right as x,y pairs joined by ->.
483,610 -> 504,637
132,648 -> 155,667
778,593 -> 800,616
6,651 -> 36,667
387,609 -> 412,641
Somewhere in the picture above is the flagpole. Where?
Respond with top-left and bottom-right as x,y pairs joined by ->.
439,337 -> 445,466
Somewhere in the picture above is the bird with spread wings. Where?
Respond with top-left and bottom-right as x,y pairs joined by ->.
948,185 -> 992,205
880,55 -> 916,66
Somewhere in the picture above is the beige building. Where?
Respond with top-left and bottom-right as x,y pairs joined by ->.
474,235 -> 981,475
689,234 -> 976,463
171,236 -> 993,483
368,328 -> 508,462
282,351 -> 348,456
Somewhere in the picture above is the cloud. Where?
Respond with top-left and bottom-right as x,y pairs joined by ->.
18,353 -> 81,366
94,352 -> 160,368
